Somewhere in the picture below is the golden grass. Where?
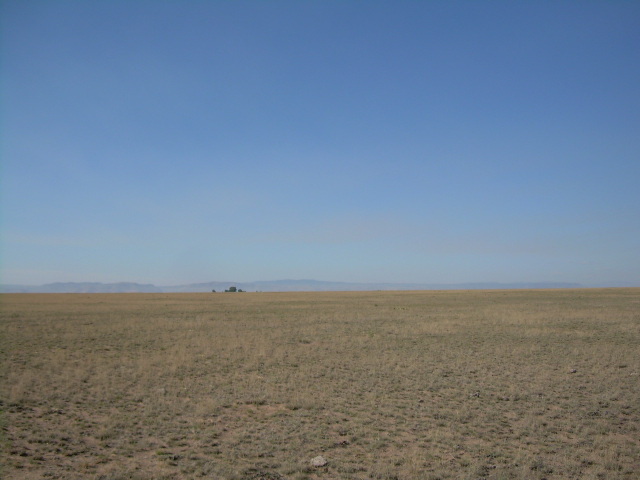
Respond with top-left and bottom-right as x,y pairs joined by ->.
1,289 -> 639,479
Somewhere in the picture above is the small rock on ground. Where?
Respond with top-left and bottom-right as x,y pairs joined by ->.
311,455 -> 328,467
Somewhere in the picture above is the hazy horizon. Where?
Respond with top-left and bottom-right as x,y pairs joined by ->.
4,277 -> 636,291
2,1 -> 639,287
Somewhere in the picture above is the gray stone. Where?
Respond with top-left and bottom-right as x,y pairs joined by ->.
311,455 -> 327,467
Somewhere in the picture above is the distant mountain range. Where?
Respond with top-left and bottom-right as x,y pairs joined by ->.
0,279 -> 588,293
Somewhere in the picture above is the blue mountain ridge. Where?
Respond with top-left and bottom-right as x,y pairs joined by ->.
0,279 -> 588,293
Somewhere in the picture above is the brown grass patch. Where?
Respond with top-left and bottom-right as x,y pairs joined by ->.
1,289 -> 639,479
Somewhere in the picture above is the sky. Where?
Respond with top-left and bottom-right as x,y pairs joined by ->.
1,0 -> 639,287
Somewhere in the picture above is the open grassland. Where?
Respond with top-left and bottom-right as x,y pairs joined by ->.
1,289 -> 639,480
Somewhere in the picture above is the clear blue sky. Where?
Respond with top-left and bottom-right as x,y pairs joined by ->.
2,0 -> 639,286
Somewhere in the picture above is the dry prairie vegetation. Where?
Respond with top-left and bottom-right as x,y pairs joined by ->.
1,289 -> 639,479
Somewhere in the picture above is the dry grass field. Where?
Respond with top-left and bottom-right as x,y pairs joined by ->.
1,289 -> 639,480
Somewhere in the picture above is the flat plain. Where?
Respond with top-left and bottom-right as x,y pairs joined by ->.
1,288 -> 639,479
